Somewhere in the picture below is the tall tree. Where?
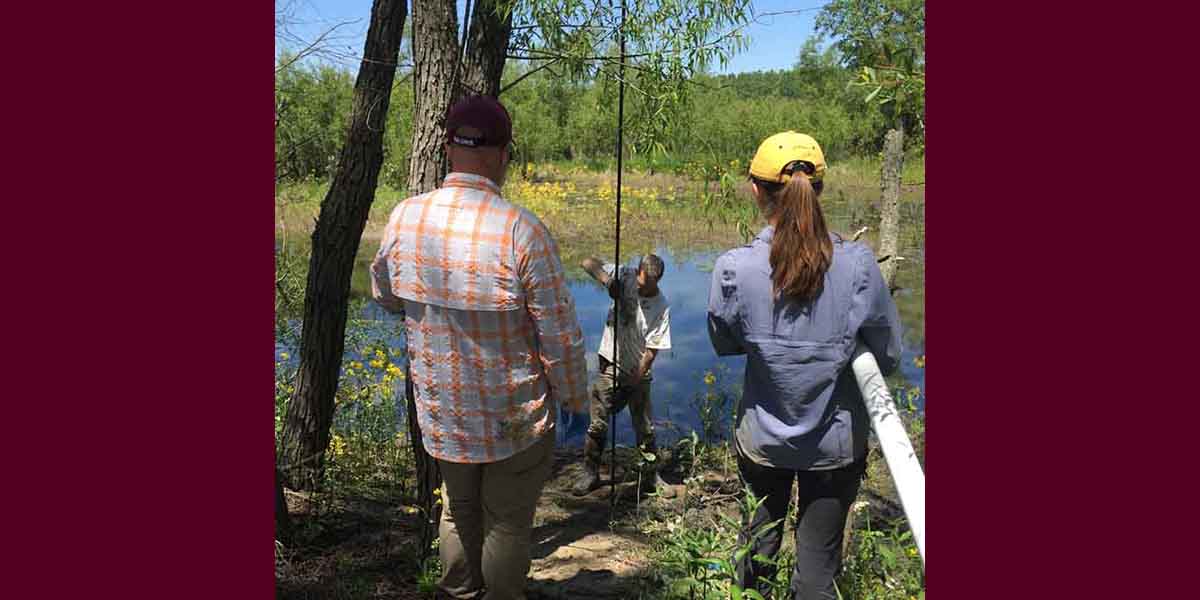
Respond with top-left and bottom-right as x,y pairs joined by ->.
461,0 -> 515,97
406,0 -> 461,197
279,0 -> 408,490
399,0 -> 464,561
400,0 -> 518,562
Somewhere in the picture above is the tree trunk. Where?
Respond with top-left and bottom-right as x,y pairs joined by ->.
406,0 -> 460,197
406,366 -> 442,560
461,0 -> 513,98
279,0 -> 407,490
275,463 -> 291,541
878,128 -> 904,288
404,0 -> 466,558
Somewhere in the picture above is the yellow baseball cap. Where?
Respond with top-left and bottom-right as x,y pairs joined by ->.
748,131 -> 826,183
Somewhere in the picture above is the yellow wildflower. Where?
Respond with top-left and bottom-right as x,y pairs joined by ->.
386,364 -> 403,378
913,355 -> 925,369
279,352 -> 289,360
369,359 -> 384,369
329,434 -> 347,457
703,371 -> 716,386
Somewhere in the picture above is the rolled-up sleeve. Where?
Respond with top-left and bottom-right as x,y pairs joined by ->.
851,246 -> 902,375
517,218 -> 588,413
370,208 -> 406,315
707,252 -> 745,356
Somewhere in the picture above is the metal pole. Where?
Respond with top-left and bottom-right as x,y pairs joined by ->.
609,0 -> 626,515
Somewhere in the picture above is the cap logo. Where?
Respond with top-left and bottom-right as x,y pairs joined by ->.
451,134 -> 484,147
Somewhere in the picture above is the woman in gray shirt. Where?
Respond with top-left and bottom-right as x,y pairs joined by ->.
707,131 -> 902,599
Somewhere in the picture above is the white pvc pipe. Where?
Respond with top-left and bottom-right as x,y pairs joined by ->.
851,342 -> 926,565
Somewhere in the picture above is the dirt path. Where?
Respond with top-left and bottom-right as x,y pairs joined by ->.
278,446 -> 713,599
526,448 -> 689,599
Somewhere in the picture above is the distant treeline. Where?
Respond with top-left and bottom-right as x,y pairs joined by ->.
275,41 -> 921,188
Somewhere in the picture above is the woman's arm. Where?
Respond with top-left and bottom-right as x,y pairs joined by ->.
854,247 -> 903,375
707,253 -> 745,356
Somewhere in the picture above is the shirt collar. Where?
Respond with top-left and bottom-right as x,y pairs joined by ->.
754,226 -> 846,246
443,172 -> 502,195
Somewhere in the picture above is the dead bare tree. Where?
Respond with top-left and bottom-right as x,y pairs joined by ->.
877,129 -> 903,289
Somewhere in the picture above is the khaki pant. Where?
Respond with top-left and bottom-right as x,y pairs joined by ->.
437,432 -> 555,600
584,360 -> 656,465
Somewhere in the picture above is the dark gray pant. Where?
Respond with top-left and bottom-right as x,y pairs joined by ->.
736,451 -> 866,600
583,358 -> 655,466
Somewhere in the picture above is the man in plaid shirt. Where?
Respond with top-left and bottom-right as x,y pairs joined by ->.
371,95 -> 587,600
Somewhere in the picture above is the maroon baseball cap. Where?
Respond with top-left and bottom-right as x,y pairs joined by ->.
445,95 -> 512,148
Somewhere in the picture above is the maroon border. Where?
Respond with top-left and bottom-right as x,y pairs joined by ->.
12,0 -> 1197,596
6,2 -> 273,597
931,1 -> 1200,597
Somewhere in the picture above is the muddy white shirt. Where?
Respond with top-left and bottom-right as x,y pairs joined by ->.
597,264 -> 671,378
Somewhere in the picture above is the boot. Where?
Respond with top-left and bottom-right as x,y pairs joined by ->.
649,471 -> 676,498
572,459 -> 601,496
573,436 -> 604,496
637,441 -> 676,499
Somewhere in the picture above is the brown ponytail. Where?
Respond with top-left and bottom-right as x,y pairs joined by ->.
764,173 -> 832,301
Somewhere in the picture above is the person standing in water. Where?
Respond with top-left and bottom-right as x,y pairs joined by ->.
572,254 -> 675,498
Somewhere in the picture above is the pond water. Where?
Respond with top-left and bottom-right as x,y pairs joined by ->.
286,244 -> 925,449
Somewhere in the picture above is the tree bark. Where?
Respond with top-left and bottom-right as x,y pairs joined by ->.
878,128 -> 903,288
406,367 -> 442,560
461,0 -> 513,98
275,463 -> 291,541
406,0 -> 460,197
402,0 -> 514,560
404,0 -> 465,559
279,0 -> 407,490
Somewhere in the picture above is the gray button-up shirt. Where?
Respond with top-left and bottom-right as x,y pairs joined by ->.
707,227 -> 902,470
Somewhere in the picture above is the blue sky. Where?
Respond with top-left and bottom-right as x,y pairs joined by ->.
279,0 -> 826,74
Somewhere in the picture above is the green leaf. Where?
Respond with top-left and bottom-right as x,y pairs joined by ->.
879,544 -> 896,565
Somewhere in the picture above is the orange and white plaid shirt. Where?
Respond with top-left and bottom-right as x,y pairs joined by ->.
371,172 -> 587,464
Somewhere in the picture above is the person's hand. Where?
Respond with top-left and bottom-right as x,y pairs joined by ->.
621,370 -> 641,389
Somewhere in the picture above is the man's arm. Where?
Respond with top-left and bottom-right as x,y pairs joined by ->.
581,256 -> 610,286
626,348 -> 658,384
520,220 -> 589,413
371,210 -> 407,315
626,304 -> 670,384
581,256 -> 622,300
